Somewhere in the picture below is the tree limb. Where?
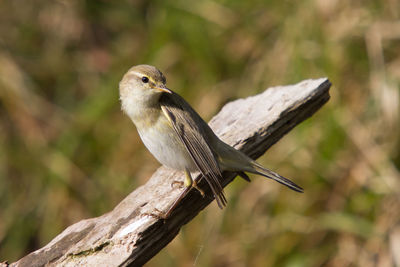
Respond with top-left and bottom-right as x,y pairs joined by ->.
9,78 -> 331,267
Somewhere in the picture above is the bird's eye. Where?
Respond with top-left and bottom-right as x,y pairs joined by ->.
142,76 -> 149,83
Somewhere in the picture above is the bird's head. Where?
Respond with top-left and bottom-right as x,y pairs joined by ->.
119,65 -> 171,116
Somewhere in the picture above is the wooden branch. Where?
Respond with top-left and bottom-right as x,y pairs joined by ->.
9,78 -> 331,267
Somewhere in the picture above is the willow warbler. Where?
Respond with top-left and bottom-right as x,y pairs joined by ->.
119,65 -> 303,214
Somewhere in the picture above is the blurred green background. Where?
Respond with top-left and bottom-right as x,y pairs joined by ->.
1,0 -> 399,266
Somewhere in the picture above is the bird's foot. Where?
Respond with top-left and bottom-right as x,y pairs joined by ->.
171,180 -> 184,189
142,208 -> 168,221
171,180 -> 205,197
192,180 -> 205,197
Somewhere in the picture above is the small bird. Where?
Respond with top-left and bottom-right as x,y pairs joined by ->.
119,64 -> 303,216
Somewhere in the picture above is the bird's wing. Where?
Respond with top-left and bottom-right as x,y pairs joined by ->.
159,92 -> 226,208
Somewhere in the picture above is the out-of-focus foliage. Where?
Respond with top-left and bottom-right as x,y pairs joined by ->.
0,0 -> 399,266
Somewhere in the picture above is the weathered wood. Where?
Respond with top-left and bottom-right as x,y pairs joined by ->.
9,78 -> 331,267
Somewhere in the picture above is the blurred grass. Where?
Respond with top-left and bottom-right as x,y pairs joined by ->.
0,0 -> 399,266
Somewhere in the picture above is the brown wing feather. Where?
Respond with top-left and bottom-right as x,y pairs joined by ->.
159,92 -> 226,208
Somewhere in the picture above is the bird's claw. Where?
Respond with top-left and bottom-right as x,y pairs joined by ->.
192,180 -> 205,197
171,180 -> 184,189
171,180 -> 205,197
142,208 -> 168,221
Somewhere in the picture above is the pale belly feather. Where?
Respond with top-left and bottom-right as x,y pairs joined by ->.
137,117 -> 197,172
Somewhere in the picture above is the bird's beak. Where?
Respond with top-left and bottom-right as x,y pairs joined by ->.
155,85 -> 172,94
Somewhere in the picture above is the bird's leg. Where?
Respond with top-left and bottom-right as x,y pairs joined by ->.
184,169 -> 205,197
170,170 -> 205,196
170,169 -> 194,189
144,170 -> 206,220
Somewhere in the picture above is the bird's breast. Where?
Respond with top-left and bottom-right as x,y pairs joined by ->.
137,115 -> 197,172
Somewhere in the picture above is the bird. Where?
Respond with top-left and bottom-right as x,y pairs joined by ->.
119,64 -> 303,217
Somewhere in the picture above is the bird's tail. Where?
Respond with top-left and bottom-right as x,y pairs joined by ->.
217,142 -> 303,192
250,160 -> 304,193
